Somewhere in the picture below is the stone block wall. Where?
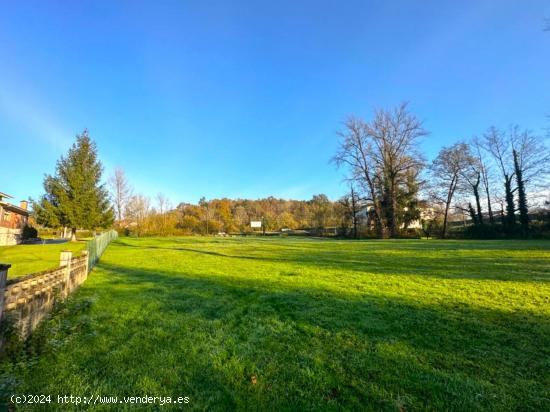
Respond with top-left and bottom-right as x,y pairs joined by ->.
0,227 -> 22,246
1,251 -> 88,339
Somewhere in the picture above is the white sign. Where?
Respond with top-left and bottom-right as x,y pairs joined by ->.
250,221 -> 262,228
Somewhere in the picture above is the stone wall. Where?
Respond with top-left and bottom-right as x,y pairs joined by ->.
0,227 -> 22,246
0,251 -> 89,339
0,230 -> 118,346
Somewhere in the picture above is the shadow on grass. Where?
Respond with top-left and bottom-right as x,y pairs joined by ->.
30,260 -> 546,411
113,241 -> 550,282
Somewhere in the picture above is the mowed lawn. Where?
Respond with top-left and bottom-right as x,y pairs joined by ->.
0,242 -> 85,279
3,237 -> 549,411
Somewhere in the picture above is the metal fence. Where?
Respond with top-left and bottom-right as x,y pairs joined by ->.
85,230 -> 118,268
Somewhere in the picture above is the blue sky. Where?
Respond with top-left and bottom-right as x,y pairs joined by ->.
1,1 -> 549,206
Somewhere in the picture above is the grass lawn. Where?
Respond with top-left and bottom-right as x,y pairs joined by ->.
0,242 -> 85,279
1,237 -> 549,411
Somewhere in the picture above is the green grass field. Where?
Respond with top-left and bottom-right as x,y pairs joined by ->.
2,237 -> 549,411
0,242 -> 85,279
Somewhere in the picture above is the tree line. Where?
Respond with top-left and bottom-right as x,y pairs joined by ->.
32,106 -> 550,240
429,126 -> 549,238
333,103 -> 550,238
112,179 -> 356,236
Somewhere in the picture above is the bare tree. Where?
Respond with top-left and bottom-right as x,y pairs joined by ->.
471,137 -> 494,224
155,193 -> 172,236
429,142 -> 473,238
460,165 -> 483,225
125,194 -> 151,236
369,103 -> 428,236
338,180 -> 363,239
108,167 -> 132,221
510,127 -> 550,233
348,184 -> 360,238
333,102 -> 427,238
482,127 -> 516,230
198,197 -> 211,235
459,144 -> 487,225
156,193 -> 171,214
333,116 -> 385,237
510,127 -> 550,192
482,126 -> 550,233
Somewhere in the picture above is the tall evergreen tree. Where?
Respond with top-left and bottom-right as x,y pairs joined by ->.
513,149 -> 529,236
34,130 -> 114,240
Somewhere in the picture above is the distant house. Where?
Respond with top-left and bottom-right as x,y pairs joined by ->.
355,201 -> 436,231
0,192 -> 29,245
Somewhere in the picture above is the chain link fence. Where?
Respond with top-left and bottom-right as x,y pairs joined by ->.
85,230 -> 118,268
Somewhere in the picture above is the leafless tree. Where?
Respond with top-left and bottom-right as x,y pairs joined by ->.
125,194 -> 151,236
460,160 -> 483,225
482,126 -> 550,231
510,127 -> 550,232
429,142 -> 473,238
348,184 -> 360,239
510,127 -> 550,192
333,102 -> 427,238
482,126 -> 517,229
108,167 -> 132,221
369,103 -> 428,236
471,137 -> 495,224
333,116 -> 385,237
155,192 -> 172,235
198,197 -> 211,234
338,183 -> 362,238
156,193 -> 171,215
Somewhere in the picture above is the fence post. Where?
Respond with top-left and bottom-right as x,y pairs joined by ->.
60,251 -> 72,298
82,250 -> 89,276
0,264 -> 11,322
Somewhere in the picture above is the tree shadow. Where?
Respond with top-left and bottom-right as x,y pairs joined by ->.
112,240 -> 550,282
21,260 -> 547,411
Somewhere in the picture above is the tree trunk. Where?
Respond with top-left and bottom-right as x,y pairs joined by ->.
364,171 -> 385,239
486,193 -> 494,224
441,176 -> 457,239
389,178 -> 398,238
473,175 -> 483,225
71,228 -> 77,242
513,150 -> 529,236
372,206 -> 386,238
351,189 -> 358,239
468,203 -> 478,225
442,202 -> 450,239
504,175 -> 516,233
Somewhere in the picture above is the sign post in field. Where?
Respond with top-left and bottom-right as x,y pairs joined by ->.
250,219 -> 265,235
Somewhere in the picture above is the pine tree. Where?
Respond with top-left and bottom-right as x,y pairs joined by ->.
34,130 -> 114,240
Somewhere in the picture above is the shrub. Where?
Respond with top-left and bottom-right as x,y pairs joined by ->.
450,224 -> 528,239
398,228 -> 422,239
21,225 -> 38,240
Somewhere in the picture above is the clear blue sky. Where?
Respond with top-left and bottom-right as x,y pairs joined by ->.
1,1 -> 549,205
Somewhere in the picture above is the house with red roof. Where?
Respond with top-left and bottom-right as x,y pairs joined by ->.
0,191 -> 30,245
